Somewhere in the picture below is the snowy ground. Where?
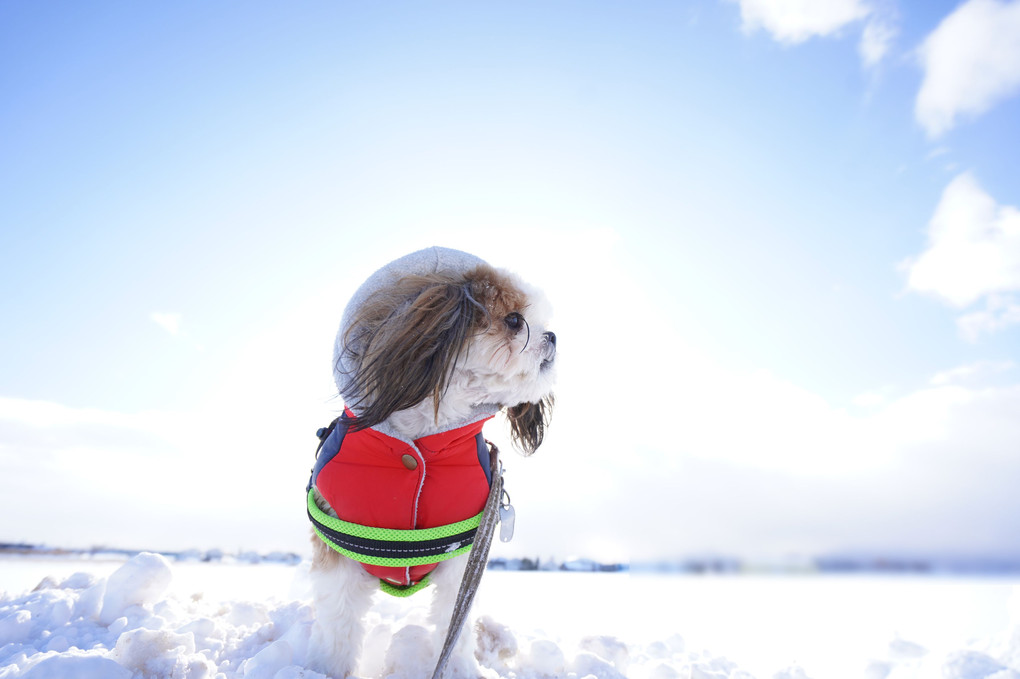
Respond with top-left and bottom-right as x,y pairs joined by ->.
2,554 -> 1019,679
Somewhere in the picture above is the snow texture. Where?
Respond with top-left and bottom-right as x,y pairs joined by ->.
1,553 -> 1020,679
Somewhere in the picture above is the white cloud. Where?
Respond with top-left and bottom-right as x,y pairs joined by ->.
859,16 -> 897,68
930,359 -> 1016,386
732,0 -> 872,43
150,312 -> 183,335
915,0 -> 1020,137
728,0 -> 897,68
902,173 -> 1020,322
957,295 -> 1020,341
852,389 -> 891,408
0,396 -> 157,430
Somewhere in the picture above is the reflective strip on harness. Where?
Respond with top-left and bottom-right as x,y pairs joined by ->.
307,489 -> 480,567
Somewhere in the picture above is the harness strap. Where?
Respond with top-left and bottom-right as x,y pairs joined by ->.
307,489 -> 481,567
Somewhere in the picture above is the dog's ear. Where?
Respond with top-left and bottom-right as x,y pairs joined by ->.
341,275 -> 484,430
507,394 -> 554,455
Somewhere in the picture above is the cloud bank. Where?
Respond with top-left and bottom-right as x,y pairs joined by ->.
915,0 -> 1020,137
902,172 -> 1020,339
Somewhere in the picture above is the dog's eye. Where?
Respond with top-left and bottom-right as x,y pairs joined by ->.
504,312 -> 524,331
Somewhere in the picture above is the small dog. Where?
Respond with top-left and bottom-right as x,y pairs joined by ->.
307,247 -> 556,678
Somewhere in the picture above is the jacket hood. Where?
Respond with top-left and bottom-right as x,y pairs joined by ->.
332,246 -> 501,439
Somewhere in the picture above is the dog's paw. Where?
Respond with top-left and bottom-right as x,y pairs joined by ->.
304,654 -> 354,679
305,632 -> 357,679
382,625 -> 432,679
443,654 -> 498,679
474,615 -> 518,665
442,638 -> 499,679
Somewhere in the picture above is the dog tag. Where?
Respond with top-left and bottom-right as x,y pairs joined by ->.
499,502 -> 515,543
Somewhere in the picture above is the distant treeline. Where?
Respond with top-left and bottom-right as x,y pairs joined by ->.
4,543 -> 1019,575
0,543 -> 302,565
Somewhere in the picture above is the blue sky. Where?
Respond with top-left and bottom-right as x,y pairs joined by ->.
2,0 -> 1019,562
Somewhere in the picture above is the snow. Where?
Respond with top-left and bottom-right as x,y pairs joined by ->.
1,554 -> 1019,679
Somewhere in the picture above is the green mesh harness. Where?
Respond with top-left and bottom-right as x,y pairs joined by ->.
306,488 -> 482,596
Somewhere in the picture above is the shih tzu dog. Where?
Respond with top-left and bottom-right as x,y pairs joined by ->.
306,247 -> 556,678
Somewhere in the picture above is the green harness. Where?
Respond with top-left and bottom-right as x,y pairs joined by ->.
306,489 -> 483,596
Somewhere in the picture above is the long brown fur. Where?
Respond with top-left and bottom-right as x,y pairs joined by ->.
339,272 -> 483,430
508,394 -> 554,455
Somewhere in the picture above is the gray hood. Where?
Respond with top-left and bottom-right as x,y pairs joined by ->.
332,246 -> 501,439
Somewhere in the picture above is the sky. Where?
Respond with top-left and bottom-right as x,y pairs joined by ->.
2,0 -> 1019,564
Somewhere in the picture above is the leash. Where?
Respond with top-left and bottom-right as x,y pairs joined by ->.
430,443 -> 505,679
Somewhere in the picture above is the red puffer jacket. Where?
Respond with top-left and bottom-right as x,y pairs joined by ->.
312,411 -> 494,587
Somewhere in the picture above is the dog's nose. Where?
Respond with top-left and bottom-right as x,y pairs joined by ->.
544,331 -> 556,346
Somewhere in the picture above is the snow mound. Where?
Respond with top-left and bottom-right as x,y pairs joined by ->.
1,555 -> 1019,679
98,552 -> 173,625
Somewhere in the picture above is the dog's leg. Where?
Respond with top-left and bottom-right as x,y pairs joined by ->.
427,556 -> 493,679
307,539 -> 377,679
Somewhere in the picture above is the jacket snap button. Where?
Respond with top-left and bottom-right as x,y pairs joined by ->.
401,454 -> 418,470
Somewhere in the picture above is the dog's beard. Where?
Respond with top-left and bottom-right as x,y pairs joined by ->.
387,347 -> 554,440
459,333 -> 556,408
385,331 -> 556,441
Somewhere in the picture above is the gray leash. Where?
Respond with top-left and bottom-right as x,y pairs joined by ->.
430,444 -> 505,679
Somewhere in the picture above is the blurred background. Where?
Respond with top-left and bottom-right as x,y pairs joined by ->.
2,0 -> 1019,569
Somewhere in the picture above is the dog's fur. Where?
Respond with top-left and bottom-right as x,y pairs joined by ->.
307,249 -> 556,678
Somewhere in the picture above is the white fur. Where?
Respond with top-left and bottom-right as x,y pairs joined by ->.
308,259 -> 555,679
307,552 -> 379,677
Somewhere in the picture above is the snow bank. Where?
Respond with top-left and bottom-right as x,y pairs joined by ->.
2,554 -> 1020,679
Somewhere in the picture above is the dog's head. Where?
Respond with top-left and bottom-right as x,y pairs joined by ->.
335,248 -> 556,455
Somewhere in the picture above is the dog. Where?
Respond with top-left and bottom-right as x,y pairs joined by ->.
306,247 -> 556,678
